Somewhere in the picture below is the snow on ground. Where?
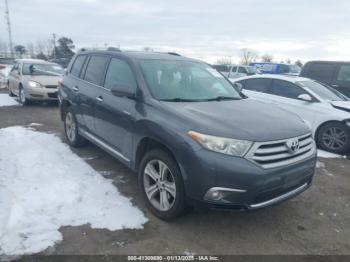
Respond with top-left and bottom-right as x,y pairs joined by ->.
0,126 -> 147,255
0,94 -> 19,107
317,150 -> 346,159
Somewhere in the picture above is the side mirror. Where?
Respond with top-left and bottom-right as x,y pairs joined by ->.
298,94 -> 312,102
110,83 -> 135,98
233,82 -> 243,92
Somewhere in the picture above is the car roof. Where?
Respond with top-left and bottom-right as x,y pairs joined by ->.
233,74 -> 312,83
305,60 -> 350,65
17,59 -> 54,64
76,50 -> 203,63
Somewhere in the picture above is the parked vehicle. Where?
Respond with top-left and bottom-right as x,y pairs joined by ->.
0,57 -> 15,88
250,62 -> 301,76
7,59 -> 64,105
300,61 -> 350,98
232,75 -> 350,154
59,50 -> 316,220
212,64 -> 258,78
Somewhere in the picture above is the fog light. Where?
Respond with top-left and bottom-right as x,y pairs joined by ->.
204,187 -> 247,202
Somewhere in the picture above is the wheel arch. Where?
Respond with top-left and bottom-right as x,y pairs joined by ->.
60,99 -> 72,121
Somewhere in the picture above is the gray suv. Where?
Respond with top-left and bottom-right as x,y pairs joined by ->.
59,49 -> 317,220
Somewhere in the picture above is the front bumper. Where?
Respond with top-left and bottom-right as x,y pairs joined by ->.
177,145 -> 316,210
25,86 -> 58,100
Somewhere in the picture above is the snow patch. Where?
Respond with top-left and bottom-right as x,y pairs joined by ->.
0,126 -> 147,255
0,94 -> 19,107
317,150 -> 345,159
27,123 -> 43,127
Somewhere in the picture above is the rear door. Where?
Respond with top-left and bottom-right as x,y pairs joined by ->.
94,56 -> 138,163
63,54 -> 89,128
80,55 -> 110,133
333,64 -> 350,97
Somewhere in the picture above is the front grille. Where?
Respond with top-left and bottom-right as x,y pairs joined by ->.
245,133 -> 315,169
45,85 -> 58,89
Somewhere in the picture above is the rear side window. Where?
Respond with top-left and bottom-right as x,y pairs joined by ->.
307,63 -> 337,84
104,58 -> 137,90
231,66 -> 237,72
244,78 -> 271,93
84,56 -> 110,86
270,80 -> 306,99
70,55 -> 87,78
337,65 -> 350,81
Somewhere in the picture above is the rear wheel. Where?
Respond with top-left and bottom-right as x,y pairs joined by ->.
139,149 -> 187,220
64,107 -> 87,147
317,122 -> 350,154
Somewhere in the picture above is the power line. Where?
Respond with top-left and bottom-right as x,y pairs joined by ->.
4,0 -> 14,57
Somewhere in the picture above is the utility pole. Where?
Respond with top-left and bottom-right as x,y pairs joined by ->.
52,33 -> 56,59
4,0 -> 14,57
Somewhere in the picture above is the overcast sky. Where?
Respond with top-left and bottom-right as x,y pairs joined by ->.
1,0 -> 349,63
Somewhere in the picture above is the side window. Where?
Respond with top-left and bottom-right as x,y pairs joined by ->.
213,65 -> 229,73
104,58 -> 137,90
11,63 -> 19,72
337,65 -> 350,82
84,56 -> 110,86
238,67 -> 247,73
307,63 -> 337,84
271,80 -> 306,99
231,66 -> 237,73
70,55 -> 87,78
244,78 -> 271,93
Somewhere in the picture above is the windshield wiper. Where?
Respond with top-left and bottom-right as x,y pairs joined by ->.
160,98 -> 200,102
204,96 -> 241,101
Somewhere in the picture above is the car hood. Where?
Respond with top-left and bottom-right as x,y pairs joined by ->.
331,101 -> 350,112
24,75 -> 61,86
162,99 -> 310,142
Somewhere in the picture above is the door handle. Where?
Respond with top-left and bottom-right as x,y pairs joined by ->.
96,96 -> 104,102
72,86 -> 79,92
332,84 -> 339,88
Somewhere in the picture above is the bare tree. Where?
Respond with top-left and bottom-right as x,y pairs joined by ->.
285,58 -> 291,64
215,56 -> 233,65
261,54 -> 274,62
143,46 -> 154,52
295,60 -> 303,67
26,42 -> 35,58
240,49 -> 258,65
35,40 -> 46,56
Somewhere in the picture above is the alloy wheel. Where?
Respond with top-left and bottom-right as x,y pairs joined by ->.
322,126 -> 347,151
19,88 -> 26,104
143,160 -> 176,211
65,112 -> 76,142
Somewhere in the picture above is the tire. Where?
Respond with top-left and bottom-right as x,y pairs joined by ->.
139,149 -> 187,220
316,122 -> 350,154
18,85 -> 30,105
8,83 -> 15,97
63,107 -> 87,147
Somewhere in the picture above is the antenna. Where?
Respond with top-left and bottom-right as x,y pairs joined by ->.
4,0 -> 14,57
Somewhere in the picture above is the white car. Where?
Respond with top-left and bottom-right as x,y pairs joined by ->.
232,75 -> 350,154
212,64 -> 259,79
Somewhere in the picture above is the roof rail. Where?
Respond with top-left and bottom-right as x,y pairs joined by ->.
79,47 -> 121,52
167,52 -> 181,56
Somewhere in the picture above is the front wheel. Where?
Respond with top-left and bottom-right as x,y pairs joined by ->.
317,122 -> 350,154
18,86 -> 30,105
139,149 -> 187,220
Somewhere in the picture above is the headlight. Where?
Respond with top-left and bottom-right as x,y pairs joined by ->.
188,131 -> 253,157
345,119 -> 350,128
28,80 -> 42,88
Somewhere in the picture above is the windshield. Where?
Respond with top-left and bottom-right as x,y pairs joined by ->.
288,64 -> 301,74
22,63 -> 64,76
297,81 -> 348,101
139,60 -> 242,101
